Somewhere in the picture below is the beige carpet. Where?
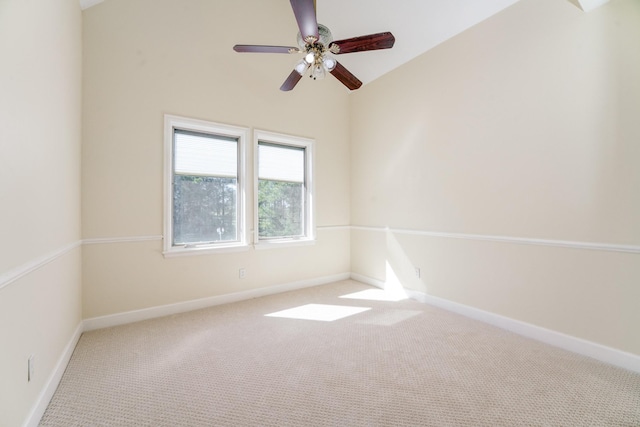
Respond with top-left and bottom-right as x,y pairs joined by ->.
40,280 -> 640,426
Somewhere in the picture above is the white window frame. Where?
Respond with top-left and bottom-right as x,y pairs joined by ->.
163,115 -> 248,257
254,129 -> 315,249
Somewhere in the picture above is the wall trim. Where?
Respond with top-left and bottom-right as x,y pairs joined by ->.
352,225 -> 640,254
23,321 -> 83,427
83,235 -> 163,245
350,272 -> 386,289
317,225 -> 351,231
83,272 -> 351,331
79,227 -> 640,254
81,227 -> 347,246
0,241 -> 82,291
56,224 -> 640,257
1,229 -> 344,291
6,223 -> 634,291
352,273 -> 640,374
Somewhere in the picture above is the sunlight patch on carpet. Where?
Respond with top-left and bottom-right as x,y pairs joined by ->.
265,304 -> 371,322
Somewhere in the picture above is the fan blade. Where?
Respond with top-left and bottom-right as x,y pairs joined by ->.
233,45 -> 298,54
329,32 -> 395,54
280,70 -> 303,91
290,0 -> 319,42
330,62 -> 362,90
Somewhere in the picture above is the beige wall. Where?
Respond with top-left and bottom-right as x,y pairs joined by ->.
2,1 -> 637,423
0,0 -> 83,425
81,0 -> 351,318
350,0 -> 640,355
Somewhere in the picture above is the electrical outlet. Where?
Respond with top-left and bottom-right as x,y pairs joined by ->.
239,268 -> 246,279
28,355 -> 34,382
415,267 -> 421,278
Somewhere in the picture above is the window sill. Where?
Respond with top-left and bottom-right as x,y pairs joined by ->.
163,243 -> 250,258
254,238 -> 316,250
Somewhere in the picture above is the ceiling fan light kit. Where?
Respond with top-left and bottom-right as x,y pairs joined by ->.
294,24 -> 336,81
233,0 -> 395,91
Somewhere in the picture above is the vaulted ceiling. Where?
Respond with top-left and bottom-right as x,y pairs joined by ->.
80,0 -> 610,86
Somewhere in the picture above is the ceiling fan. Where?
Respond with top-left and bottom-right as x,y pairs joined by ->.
233,0 -> 395,91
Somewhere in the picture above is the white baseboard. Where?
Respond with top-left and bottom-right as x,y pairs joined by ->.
351,273 -> 640,374
350,273 -> 386,289
83,272 -> 351,331
23,321 -> 83,427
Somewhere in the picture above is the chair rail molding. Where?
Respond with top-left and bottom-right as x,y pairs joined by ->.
351,225 -> 640,254
0,241 -> 82,291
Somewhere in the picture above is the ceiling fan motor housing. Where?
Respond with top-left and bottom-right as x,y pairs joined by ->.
297,24 -> 333,49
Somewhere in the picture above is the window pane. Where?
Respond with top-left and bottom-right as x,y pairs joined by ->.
258,143 -> 304,183
258,180 -> 303,238
165,115 -> 247,254
175,130 -> 237,177
173,175 -> 237,244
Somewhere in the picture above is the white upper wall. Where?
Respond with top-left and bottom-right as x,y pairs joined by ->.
0,0 -> 82,271
0,0 -> 83,425
350,0 -> 639,245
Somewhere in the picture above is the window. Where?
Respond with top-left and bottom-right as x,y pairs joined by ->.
254,130 -> 314,246
164,115 -> 248,255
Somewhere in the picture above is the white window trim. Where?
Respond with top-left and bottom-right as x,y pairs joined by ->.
163,115 -> 249,257
253,129 -> 316,249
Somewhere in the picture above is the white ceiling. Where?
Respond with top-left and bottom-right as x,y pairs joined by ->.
316,0 -> 522,85
79,0 -> 607,87
79,0 -> 522,86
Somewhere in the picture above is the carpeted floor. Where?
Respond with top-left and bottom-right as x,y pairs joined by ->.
40,280 -> 640,426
